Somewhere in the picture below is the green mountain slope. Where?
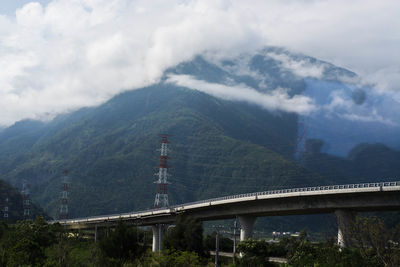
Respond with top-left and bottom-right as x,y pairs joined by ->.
0,85 -> 324,218
301,139 -> 400,184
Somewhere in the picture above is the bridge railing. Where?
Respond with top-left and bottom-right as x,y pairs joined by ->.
55,181 -> 399,224
170,181 -> 400,209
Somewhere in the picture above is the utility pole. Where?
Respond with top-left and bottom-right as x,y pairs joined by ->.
158,224 -> 162,253
233,219 -> 238,264
215,229 -> 220,267
213,225 -> 224,267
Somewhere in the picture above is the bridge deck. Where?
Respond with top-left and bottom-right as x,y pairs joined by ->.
53,181 -> 400,229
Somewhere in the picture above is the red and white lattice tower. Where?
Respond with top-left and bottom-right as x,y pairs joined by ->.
22,181 -> 31,220
59,170 -> 69,220
3,195 -> 9,220
154,135 -> 170,208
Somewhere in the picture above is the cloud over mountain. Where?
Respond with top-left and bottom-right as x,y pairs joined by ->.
166,74 -> 316,115
0,0 -> 399,126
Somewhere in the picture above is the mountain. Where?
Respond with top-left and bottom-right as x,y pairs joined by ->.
0,47 -> 398,226
300,79 -> 400,156
167,48 -> 400,157
301,140 -> 400,185
0,84 -> 325,218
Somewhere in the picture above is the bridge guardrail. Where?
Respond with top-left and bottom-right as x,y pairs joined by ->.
169,181 -> 399,209
56,181 -> 399,224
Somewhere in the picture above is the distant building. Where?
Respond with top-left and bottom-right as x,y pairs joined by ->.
272,231 -> 300,240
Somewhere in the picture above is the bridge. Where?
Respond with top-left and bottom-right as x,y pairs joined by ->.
54,181 -> 400,251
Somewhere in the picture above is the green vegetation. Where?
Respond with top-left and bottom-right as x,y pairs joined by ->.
163,216 -> 206,258
236,217 -> 400,267
1,84 -> 399,233
98,221 -> 146,264
0,216 -> 215,266
350,216 -> 400,267
301,140 -> 400,185
0,215 -> 398,266
0,85 -> 323,222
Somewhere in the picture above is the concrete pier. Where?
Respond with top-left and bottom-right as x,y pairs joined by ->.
239,216 -> 257,241
152,224 -> 164,252
335,209 -> 356,248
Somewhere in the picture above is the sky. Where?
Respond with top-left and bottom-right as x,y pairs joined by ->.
0,0 -> 49,14
0,0 -> 399,126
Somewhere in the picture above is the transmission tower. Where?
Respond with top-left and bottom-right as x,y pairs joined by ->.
22,181 -> 31,220
3,195 -> 9,220
154,134 -> 170,208
59,170 -> 69,220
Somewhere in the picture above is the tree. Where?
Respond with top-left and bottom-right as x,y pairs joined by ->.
350,216 -> 400,267
204,233 -> 233,252
236,239 -> 277,267
99,221 -> 144,262
2,217 -> 60,266
155,250 -> 203,267
163,216 -> 206,257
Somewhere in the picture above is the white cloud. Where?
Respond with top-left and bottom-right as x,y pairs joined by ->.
324,91 -> 353,112
266,52 -> 326,79
361,67 -> 400,93
166,74 -> 316,115
0,0 -> 399,126
323,90 -> 398,126
340,111 -> 397,126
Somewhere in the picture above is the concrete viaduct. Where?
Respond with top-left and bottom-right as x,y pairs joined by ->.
54,181 -> 400,252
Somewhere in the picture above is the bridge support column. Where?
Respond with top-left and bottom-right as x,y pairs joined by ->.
239,216 -> 257,241
152,224 -> 164,252
335,209 -> 356,248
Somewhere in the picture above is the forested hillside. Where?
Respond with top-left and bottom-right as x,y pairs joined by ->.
0,85 -> 325,219
301,140 -> 400,185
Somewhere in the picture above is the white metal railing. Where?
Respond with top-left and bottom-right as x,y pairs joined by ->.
56,180 -> 399,224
